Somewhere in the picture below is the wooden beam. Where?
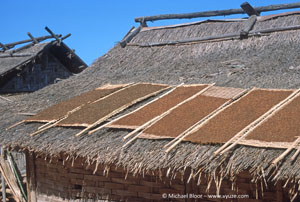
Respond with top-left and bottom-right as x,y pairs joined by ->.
0,43 -> 8,51
45,26 -> 61,44
0,34 -> 62,51
131,24 -> 300,47
61,33 -> 71,41
240,2 -> 260,16
25,151 -> 36,202
27,32 -> 38,44
135,2 -> 300,23
119,25 -> 142,48
240,15 -> 257,38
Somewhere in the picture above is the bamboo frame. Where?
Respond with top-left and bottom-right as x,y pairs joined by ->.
216,88 -> 300,155
30,104 -> 84,137
94,83 -> 208,133
291,145 -> 300,161
272,136 -> 300,165
164,89 -> 248,153
25,84 -> 132,124
37,120 -> 56,130
111,85 -> 183,138
122,116 -> 161,148
122,84 -> 215,148
6,120 -> 25,131
88,84 -> 182,134
237,139 -> 291,149
92,83 -> 135,103
75,84 -> 170,137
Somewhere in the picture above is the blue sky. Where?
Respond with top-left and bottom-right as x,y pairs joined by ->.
1,0 -> 298,65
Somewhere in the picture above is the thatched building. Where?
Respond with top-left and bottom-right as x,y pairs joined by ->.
0,29 -> 87,94
1,2 -> 300,202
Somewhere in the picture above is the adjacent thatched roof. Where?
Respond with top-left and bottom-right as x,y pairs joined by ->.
0,40 -> 87,89
1,11 -> 300,198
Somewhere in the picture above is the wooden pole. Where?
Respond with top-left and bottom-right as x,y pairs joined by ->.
45,26 -> 61,44
240,2 -> 260,16
119,25 -> 142,48
135,2 -> 300,23
61,33 -> 71,41
27,33 -> 38,44
0,43 -> 8,51
0,148 -> 5,202
131,25 -> 300,47
240,15 -> 257,38
1,34 -> 62,51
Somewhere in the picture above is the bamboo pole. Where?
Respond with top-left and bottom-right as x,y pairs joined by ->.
92,83 -> 134,103
88,84 -> 180,135
75,85 -> 169,137
165,88 -> 254,153
291,145 -> 300,161
163,89 -> 248,149
30,105 -> 84,137
37,120 -> 56,130
122,116 -> 161,148
216,89 -> 300,155
272,137 -> 300,165
6,121 -> 25,131
123,84 -> 214,148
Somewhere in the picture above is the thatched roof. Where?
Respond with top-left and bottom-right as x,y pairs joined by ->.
0,40 -> 87,89
1,10 -> 300,198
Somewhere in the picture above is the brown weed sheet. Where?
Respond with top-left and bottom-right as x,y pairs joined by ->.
246,95 -> 300,143
57,83 -> 168,127
141,95 -> 228,139
185,89 -> 293,144
26,84 -> 126,122
107,85 -> 208,129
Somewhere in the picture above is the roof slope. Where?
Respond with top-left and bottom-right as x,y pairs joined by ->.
0,40 -> 87,82
0,43 -> 48,75
1,11 -> 300,197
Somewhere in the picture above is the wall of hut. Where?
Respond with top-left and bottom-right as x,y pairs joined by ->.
0,53 -> 72,93
25,153 -> 292,202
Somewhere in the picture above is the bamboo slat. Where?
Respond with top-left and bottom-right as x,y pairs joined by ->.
75,85 -> 169,137
272,137 -> 300,165
123,84 -> 215,148
30,105 -> 84,137
88,84 -> 181,135
6,121 -> 25,131
217,89 -> 300,155
164,89 -> 248,151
